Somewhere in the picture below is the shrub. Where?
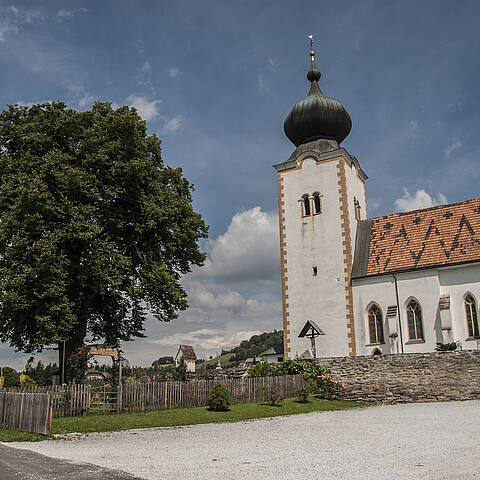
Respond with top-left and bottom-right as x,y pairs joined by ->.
248,359 -> 330,381
296,385 -> 311,403
435,342 -> 458,351
313,374 -> 344,399
207,383 -> 232,411
171,357 -> 188,381
262,387 -> 284,406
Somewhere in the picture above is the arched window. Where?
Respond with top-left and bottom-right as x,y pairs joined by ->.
406,299 -> 424,341
302,195 -> 311,216
368,304 -> 384,344
354,197 -> 361,221
313,193 -> 321,214
465,294 -> 479,338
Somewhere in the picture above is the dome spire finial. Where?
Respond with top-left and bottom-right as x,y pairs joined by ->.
283,38 -> 352,147
307,34 -> 321,83
308,34 -> 315,68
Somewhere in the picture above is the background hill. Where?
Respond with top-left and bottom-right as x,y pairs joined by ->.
196,331 -> 283,370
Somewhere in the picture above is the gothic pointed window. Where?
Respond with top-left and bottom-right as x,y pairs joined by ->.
313,192 -> 322,214
302,195 -> 311,217
406,299 -> 424,341
465,294 -> 479,338
368,304 -> 384,344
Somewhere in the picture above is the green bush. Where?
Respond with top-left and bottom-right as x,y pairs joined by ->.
262,387 -> 284,406
171,358 -> 188,381
248,359 -> 330,380
313,374 -> 344,399
207,383 -> 232,411
296,385 -> 311,403
435,342 -> 458,351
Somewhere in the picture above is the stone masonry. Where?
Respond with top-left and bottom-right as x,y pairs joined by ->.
316,350 -> 480,403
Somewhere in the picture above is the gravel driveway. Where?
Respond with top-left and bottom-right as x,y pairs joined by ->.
9,401 -> 480,479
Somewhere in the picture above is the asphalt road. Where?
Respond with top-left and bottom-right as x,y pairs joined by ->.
0,444 -> 143,480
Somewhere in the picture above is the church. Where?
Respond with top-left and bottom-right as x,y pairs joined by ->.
276,45 -> 480,359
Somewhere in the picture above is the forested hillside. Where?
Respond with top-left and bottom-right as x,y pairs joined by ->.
222,330 -> 283,362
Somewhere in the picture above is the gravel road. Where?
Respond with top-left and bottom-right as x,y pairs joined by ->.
9,401 -> 480,479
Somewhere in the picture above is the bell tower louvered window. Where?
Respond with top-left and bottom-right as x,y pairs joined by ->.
302,195 -> 311,216
313,193 -> 321,214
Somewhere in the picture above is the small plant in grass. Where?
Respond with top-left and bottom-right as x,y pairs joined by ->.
296,385 -> 312,403
263,387 -> 284,406
207,383 -> 232,411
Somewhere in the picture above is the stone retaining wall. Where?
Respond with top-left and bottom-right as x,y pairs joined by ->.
315,350 -> 480,403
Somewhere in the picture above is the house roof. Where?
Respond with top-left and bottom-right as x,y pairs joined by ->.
352,197 -> 480,279
177,344 -> 197,360
259,345 -> 284,356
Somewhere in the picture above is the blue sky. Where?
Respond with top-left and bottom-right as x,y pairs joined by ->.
1,0 -> 479,368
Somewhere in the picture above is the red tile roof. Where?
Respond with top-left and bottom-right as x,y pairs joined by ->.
179,344 -> 197,360
353,198 -> 480,278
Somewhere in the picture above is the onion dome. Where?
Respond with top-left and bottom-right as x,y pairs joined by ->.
284,45 -> 352,147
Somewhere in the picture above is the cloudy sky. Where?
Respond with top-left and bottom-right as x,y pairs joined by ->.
1,0 -> 479,368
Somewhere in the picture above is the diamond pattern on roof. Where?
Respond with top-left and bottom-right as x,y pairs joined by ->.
365,198 -> 480,276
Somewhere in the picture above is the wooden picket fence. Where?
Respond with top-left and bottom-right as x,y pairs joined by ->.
0,391 -> 52,435
5,374 -> 306,418
118,375 -> 306,413
6,384 -> 90,418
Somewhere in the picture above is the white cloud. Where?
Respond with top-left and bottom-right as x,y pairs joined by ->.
137,61 -> 152,86
150,328 -> 263,353
168,68 -> 181,78
444,141 -> 462,158
257,73 -> 268,93
0,6 -> 41,42
191,207 -> 279,285
409,120 -> 419,138
14,100 -> 54,107
126,95 -> 162,121
394,188 -> 447,213
57,8 -> 88,20
67,84 -> 95,109
163,116 -> 181,132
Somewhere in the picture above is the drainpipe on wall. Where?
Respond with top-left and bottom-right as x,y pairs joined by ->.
393,274 -> 404,354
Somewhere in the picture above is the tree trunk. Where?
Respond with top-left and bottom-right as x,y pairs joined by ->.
58,289 -> 95,383
58,321 -> 87,384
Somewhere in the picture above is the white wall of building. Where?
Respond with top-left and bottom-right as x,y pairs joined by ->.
439,264 -> 480,351
352,263 -> 480,355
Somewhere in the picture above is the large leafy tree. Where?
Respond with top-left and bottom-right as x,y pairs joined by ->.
0,102 -> 208,377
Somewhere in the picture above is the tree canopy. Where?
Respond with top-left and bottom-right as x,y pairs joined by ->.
0,101 -> 208,373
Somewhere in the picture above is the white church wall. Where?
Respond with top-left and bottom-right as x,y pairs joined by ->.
353,269 -> 442,354
439,264 -> 480,351
280,154 -> 350,358
353,275 -> 397,355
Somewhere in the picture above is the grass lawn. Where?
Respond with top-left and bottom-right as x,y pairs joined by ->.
0,397 -> 365,442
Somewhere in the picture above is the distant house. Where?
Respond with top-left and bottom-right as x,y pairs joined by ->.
175,345 -> 197,372
84,369 -> 110,382
259,345 -> 284,364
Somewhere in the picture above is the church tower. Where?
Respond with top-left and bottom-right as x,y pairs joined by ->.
275,41 -> 368,359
